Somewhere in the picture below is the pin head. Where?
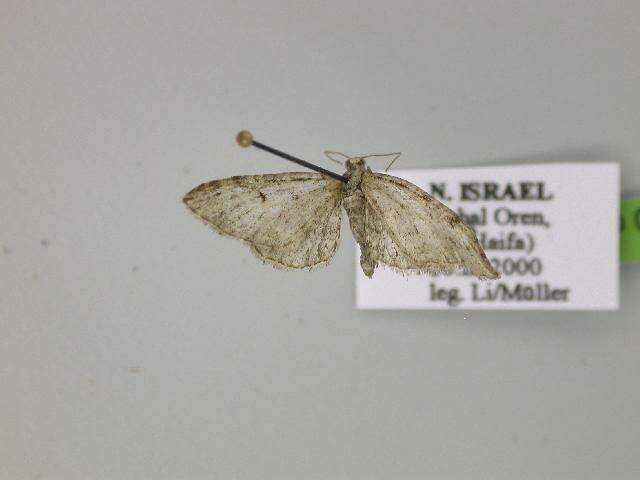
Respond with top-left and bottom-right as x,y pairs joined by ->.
236,130 -> 253,147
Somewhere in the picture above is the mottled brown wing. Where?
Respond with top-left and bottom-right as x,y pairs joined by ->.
356,171 -> 498,279
183,173 -> 343,269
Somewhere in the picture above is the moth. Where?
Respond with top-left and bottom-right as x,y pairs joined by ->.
183,131 -> 499,279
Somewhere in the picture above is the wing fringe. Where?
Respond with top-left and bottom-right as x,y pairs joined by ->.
377,261 -> 499,280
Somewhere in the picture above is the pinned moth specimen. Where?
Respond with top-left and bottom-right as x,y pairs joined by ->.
183,131 -> 499,279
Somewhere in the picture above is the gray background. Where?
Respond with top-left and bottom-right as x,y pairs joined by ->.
1,1 -> 639,479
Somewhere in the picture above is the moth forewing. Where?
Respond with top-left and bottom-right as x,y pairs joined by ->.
183,173 -> 344,269
344,170 -> 499,279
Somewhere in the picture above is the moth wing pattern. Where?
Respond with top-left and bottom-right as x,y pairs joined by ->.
183,173 -> 343,270
352,171 -> 499,279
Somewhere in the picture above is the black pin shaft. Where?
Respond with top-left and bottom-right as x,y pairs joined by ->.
236,130 -> 347,183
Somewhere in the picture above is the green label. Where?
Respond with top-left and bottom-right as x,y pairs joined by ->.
621,198 -> 640,262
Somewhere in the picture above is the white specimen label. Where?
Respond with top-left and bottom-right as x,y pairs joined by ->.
356,163 -> 620,310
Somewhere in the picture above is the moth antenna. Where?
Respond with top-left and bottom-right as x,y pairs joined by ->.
384,153 -> 401,171
360,152 -> 402,171
324,150 -> 350,166
236,131 -> 347,183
